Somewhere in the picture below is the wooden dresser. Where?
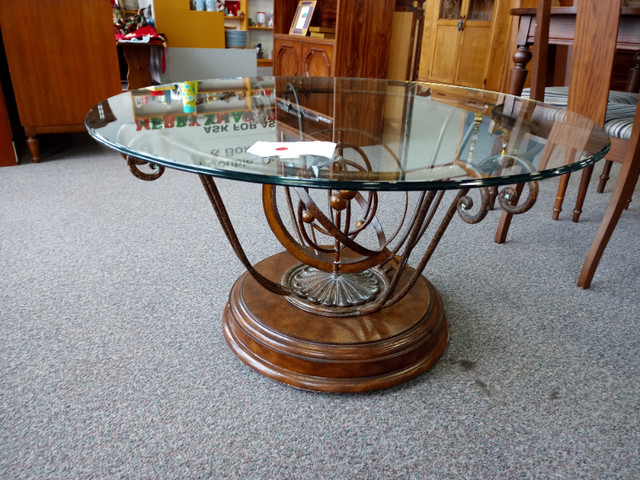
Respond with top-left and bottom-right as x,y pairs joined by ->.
0,0 -> 122,162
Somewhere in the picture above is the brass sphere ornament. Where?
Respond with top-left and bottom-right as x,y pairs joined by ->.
338,190 -> 357,200
302,210 -> 315,223
330,192 -> 348,211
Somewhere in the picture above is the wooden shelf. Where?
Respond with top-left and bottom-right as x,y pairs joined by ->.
273,32 -> 335,46
257,58 -> 273,66
249,26 -> 273,30
224,1 -> 248,33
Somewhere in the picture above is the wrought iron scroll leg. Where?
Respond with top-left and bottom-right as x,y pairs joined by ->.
495,183 -> 525,244
124,154 -> 165,181
384,188 -> 472,308
359,190 -> 439,314
361,188 -> 475,314
199,175 -> 290,296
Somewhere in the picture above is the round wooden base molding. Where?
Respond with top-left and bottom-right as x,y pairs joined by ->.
222,251 -> 449,393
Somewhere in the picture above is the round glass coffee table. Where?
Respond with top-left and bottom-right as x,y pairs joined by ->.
86,76 -> 609,392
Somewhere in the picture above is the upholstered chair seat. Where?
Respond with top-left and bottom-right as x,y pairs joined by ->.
522,86 -> 637,140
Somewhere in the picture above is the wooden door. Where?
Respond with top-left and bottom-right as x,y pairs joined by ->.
274,38 -> 301,76
454,0 -> 496,88
301,42 -> 333,77
428,0 -> 465,84
421,0 -> 499,89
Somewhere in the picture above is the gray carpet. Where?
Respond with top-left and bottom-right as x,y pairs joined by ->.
1,133 -> 638,479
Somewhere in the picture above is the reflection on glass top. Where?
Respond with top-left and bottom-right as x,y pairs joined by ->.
439,0 -> 462,20
85,76 -> 609,191
468,0 -> 494,22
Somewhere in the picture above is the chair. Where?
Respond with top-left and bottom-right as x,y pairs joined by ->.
496,0 -> 639,287
494,0 -> 552,241
548,0 -> 637,225
498,0 -> 637,232
579,98 -> 640,288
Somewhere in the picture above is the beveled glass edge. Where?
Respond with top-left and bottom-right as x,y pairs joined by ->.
85,77 -> 612,191
87,118 -> 611,192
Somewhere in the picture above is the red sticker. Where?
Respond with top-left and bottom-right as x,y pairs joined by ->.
275,147 -> 288,151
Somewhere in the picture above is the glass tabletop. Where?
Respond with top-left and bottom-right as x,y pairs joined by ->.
85,76 -> 610,191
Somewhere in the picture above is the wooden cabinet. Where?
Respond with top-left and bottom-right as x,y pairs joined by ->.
273,0 -> 395,79
0,0 -> 122,162
418,0 -> 512,91
274,37 -> 333,77
270,1 -> 407,148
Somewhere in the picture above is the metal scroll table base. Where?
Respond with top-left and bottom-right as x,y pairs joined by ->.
127,156 -> 536,393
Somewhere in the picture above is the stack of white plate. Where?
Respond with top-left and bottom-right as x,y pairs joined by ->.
225,30 -> 247,49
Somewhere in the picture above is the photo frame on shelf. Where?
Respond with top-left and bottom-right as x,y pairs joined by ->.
289,1 -> 316,36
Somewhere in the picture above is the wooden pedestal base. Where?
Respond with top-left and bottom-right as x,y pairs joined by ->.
222,251 -> 449,393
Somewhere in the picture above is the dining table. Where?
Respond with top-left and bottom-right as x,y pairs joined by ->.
85,75 -> 609,393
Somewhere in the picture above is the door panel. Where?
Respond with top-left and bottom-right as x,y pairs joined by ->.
455,25 -> 492,88
274,38 -> 301,76
420,0 -> 506,88
429,26 -> 460,84
302,42 -> 333,77
438,0 -> 463,20
467,0 -> 494,21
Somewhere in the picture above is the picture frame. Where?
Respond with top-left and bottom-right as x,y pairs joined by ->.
289,1 -> 316,36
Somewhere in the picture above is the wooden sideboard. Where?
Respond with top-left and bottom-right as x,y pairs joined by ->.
0,0 -> 122,162
272,0 -> 395,79
271,0 -> 400,149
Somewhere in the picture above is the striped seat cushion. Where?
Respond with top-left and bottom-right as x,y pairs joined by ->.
604,103 -> 636,140
521,86 -> 636,140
